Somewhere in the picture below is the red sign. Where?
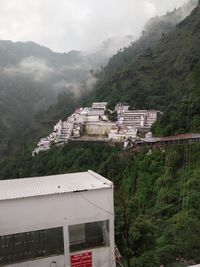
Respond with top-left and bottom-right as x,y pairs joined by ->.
71,252 -> 92,267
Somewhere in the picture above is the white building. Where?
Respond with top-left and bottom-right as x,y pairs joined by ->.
55,121 -> 74,143
115,103 -> 129,115
86,115 -> 100,123
32,145 -> 50,157
88,102 -> 108,116
91,102 -> 107,110
86,122 -> 116,136
119,110 -> 159,129
32,137 -> 51,156
72,125 -> 81,138
38,138 -> 51,147
88,109 -> 105,116
0,171 -> 116,267
108,126 -> 138,142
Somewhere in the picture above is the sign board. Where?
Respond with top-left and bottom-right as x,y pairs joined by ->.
71,252 -> 92,267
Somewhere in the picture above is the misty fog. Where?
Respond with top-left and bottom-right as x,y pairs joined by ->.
0,0 -> 197,53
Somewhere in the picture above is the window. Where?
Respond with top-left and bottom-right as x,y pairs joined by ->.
0,227 -> 64,266
69,220 -> 109,252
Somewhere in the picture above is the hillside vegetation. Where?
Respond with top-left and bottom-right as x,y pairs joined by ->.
90,2 -> 200,128
0,41 -> 85,150
2,141 -> 200,267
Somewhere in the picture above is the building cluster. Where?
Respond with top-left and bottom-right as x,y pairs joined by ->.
108,105 -> 159,142
33,102 -> 160,156
32,102 -> 108,156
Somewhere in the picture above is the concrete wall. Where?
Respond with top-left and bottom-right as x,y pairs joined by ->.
4,256 -> 65,267
86,123 -> 116,135
0,188 -> 115,267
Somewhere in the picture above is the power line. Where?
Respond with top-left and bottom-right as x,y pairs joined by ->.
148,190 -> 200,218
79,192 -> 115,216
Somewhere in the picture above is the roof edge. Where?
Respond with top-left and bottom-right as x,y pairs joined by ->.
88,170 -> 113,187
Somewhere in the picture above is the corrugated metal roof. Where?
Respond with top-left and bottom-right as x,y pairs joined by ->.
0,171 -> 113,201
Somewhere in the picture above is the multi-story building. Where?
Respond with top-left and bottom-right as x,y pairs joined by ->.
115,103 -> 129,115
119,110 -> 158,129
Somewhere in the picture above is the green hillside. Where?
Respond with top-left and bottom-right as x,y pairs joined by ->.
90,3 -> 200,131
102,0 -> 198,77
0,41 -> 86,153
2,141 -> 200,267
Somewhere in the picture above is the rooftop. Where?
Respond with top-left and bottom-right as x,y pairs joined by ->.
0,171 -> 113,201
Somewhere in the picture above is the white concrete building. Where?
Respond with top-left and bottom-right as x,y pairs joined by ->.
85,115 -> 100,123
86,122 -> 116,136
55,121 -> 74,143
38,138 -> 51,147
0,171 -> 115,267
72,125 -> 81,138
115,103 -> 129,115
32,145 -> 50,157
88,109 -> 105,116
32,137 -> 51,156
108,126 -> 138,142
91,102 -> 107,110
88,102 -> 108,116
119,110 -> 159,129
79,108 -> 90,116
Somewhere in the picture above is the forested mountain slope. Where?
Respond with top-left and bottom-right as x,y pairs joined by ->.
90,1 -> 200,122
0,41 -> 86,149
3,141 -> 200,267
103,0 -> 198,77
0,39 -> 107,153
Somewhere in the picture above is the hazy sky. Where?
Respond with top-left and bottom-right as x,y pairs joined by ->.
0,0 -> 189,52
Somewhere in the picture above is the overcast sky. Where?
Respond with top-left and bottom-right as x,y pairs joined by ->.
0,0 -> 189,52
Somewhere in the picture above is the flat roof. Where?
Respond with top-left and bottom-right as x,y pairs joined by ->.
0,171 -> 113,201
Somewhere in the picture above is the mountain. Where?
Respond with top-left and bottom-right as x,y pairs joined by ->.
88,1 -> 200,135
0,39 -> 118,153
100,0 -> 198,78
0,34 -> 142,148
1,0 -> 199,155
0,41 -> 86,150
1,0 -> 198,153
1,0 -> 197,151
1,2 -> 200,267
1,1 -> 200,184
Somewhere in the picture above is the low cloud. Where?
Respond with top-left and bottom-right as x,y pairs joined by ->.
3,57 -> 54,81
0,0 -> 195,52
54,72 -> 97,98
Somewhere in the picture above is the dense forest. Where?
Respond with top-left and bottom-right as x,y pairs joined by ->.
2,141 -> 200,267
